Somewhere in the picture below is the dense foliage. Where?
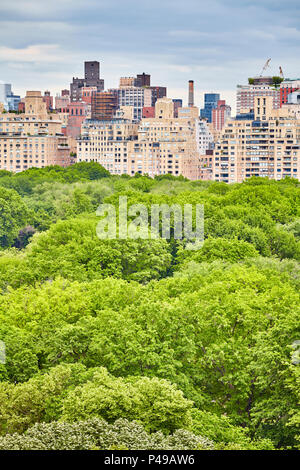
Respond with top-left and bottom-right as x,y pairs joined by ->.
0,418 -> 214,451
0,163 -> 299,450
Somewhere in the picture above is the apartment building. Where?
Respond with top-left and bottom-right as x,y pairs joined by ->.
282,93 -> 300,120
43,91 -> 53,111
0,91 -> 70,172
91,91 -> 118,120
109,86 -> 152,121
70,61 -> 104,102
77,119 -> 139,175
66,101 -> 90,139
148,86 -> 167,107
0,82 -> 20,111
119,77 -> 138,88
200,93 -> 220,123
173,99 -> 183,118
213,96 -> 300,183
197,150 -> 214,180
127,100 -> 199,178
55,92 -> 70,112
280,78 -> 300,106
77,97 -> 202,179
236,84 -> 280,114
212,99 -> 231,131
81,86 -> 97,105
196,119 -> 214,154
136,73 -> 151,87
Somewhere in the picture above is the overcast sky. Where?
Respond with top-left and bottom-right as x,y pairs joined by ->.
0,0 -> 299,112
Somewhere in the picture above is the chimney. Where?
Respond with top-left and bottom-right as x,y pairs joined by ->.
188,80 -> 194,107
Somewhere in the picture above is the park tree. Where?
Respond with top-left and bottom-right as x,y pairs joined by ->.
0,187 -> 29,247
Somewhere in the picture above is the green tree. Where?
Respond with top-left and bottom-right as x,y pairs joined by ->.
61,368 -> 193,433
0,418 -> 213,451
11,216 -> 172,284
272,76 -> 284,88
178,237 -> 259,265
0,187 -> 29,247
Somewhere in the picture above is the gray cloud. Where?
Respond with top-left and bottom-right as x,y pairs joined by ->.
0,0 -> 299,110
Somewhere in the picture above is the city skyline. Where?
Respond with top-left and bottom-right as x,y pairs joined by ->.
0,0 -> 300,111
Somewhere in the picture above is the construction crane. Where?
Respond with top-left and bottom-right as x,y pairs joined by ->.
279,66 -> 284,79
259,58 -> 271,77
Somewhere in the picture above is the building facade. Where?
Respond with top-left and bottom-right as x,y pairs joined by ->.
0,91 -> 70,172
173,99 -> 183,118
136,73 -> 151,87
213,96 -> 300,183
91,91 -> 118,121
6,93 -> 21,112
66,101 -> 89,138
280,79 -> 300,106
77,97 -> 203,179
107,72 -> 167,121
197,150 -> 214,180
119,77 -> 138,88
77,119 -> 139,175
212,99 -> 231,131
148,86 -> 167,107
43,91 -> 53,111
196,119 -> 214,155
70,61 -> 104,102
0,83 -> 11,106
0,82 -> 20,111
287,90 -> 300,104
236,84 -> 280,114
55,92 -> 70,113
109,86 -> 152,121
142,107 -> 155,118
200,93 -> 220,123
81,86 -> 97,105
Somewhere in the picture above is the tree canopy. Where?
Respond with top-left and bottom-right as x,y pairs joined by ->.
0,164 -> 299,450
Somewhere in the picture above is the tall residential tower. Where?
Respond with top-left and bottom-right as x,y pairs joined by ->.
70,61 -> 104,102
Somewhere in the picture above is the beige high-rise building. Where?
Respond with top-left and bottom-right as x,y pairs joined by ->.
77,97 -> 204,179
282,103 -> 300,120
25,91 -> 49,119
119,77 -> 137,88
236,83 -> 280,115
117,106 -> 135,120
77,119 -> 139,175
0,91 -> 71,172
213,96 -> 300,183
129,98 -> 200,178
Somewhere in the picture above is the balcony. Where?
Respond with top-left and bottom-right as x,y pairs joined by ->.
58,144 -> 70,150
